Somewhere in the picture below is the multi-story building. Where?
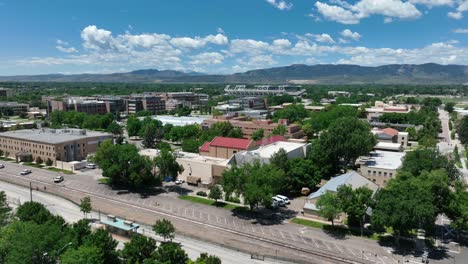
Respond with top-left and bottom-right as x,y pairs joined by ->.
98,96 -> 126,114
125,95 -> 166,114
0,128 -> 112,164
0,88 -> 15,97
372,127 -> 409,151
356,150 -> 406,187
44,97 -> 108,115
224,85 -> 305,97
228,97 -> 266,110
0,102 -> 29,115
203,115 -> 305,140
366,101 -> 411,122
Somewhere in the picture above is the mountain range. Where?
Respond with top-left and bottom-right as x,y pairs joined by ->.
0,63 -> 467,84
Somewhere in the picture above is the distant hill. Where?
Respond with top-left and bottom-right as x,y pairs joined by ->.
0,63 -> 467,84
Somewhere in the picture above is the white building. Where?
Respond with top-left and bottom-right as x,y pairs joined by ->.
356,150 -> 406,187
228,141 -> 309,166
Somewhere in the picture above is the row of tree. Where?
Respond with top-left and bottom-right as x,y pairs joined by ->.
0,194 -> 221,264
92,140 -> 183,188
50,111 -> 116,131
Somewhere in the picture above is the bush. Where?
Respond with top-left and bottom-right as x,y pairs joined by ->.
45,158 -> 53,166
35,156 -> 43,165
225,195 -> 241,203
196,191 -> 207,197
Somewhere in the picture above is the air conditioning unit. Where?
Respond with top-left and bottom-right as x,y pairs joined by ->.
107,214 -> 116,222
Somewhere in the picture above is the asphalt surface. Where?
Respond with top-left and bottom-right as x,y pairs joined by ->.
0,160 -> 464,263
0,180 -> 285,264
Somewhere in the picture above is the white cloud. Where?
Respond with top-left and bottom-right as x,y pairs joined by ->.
448,0 -> 468,19
305,33 -> 336,43
315,0 -> 422,24
190,52 -> 224,65
56,46 -> 78,53
448,11 -> 463,18
340,29 -> 361,41
81,25 -> 117,51
170,34 -> 228,49
409,0 -> 454,7
230,39 -> 270,54
454,28 -> 468,33
266,0 -> 293,10
315,1 -> 360,24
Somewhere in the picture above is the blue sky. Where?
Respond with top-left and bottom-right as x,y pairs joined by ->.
0,0 -> 467,75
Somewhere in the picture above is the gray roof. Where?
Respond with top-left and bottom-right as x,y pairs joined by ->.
0,129 -> 112,144
307,171 -> 379,200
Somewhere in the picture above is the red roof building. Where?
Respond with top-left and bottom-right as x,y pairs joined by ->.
200,136 -> 256,159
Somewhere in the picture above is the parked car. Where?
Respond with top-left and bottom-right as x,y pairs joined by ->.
85,163 -> 96,169
20,169 -> 32,175
0,164 -> 4,169
175,179 -> 185,185
272,196 -> 286,207
275,195 -> 290,205
54,175 -> 64,183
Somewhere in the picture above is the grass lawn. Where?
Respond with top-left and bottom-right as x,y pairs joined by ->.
178,195 -> 243,210
0,157 -> 14,161
290,218 -> 382,241
23,162 -> 45,168
47,167 -> 74,175
98,178 -> 110,184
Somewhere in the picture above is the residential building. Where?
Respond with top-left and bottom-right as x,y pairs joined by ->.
200,136 -> 256,159
203,115 -> 305,140
356,150 -> 406,187
0,102 -> 29,115
0,128 -> 112,164
224,85 -> 305,97
303,171 -> 378,218
228,140 -> 309,166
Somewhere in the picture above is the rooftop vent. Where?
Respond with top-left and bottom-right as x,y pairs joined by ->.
107,215 -> 116,222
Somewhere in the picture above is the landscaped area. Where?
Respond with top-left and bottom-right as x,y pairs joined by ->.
178,195 -> 244,210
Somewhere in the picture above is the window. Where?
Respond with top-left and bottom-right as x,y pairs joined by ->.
389,173 -> 393,177
367,170 -> 371,175
378,171 -> 382,176
384,172 -> 387,177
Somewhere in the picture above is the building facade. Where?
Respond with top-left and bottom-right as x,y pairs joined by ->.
0,129 -> 112,164
356,150 -> 406,187
0,102 -> 29,115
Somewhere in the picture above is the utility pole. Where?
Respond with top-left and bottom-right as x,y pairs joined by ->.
29,182 -> 32,202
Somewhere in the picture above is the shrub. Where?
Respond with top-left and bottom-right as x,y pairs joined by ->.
196,191 -> 207,197
35,156 -> 43,165
45,158 -> 53,166
226,195 -> 241,204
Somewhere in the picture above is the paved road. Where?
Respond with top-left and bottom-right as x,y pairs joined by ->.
1,160 -> 458,264
0,180 -> 284,264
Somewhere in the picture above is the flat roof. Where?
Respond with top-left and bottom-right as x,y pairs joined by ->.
177,151 -> 229,165
361,150 -> 406,170
150,115 -> 206,126
375,142 -> 402,151
0,129 -> 112,144
249,141 -> 308,158
102,216 -> 139,231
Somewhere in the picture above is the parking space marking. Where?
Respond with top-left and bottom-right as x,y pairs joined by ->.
309,238 -> 319,248
322,241 -> 334,251
279,230 -> 286,239
333,243 -> 345,253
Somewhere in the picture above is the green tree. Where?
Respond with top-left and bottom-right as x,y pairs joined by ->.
93,140 -> 155,188
127,116 -> 142,138
182,139 -> 201,153
156,141 -> 172,151
312,117 -> 376,175
79,196 -> 92,219
153,218 -> 175,242
208,185 -> 223,204
400,148 -> 459,182
142,121 -> 158,148
372,178 -> 437,245
316,192 -> 341,226
16,201 -> 53,224
152,242 -> 188,264
69,219 -> 92,247
194,253 -> 222,264
34,156 -> 43,164
272,125 -> 287,136
84,229 -> 119,264
284,158 -> 321,195
457,115 -> 468,145
444,102 -> 455,113
270,148 -> 288,171
61,245 -> 104,264
153,150 -> 184,182
0,191 -> 11,227
251,128 -> 265,141
272,104 -> 308,123
337,185 -> 373,235
107,121 -> 123,137
45,158 -> 53,166
445,181 -> 468,233
227,127 -> 243,138
120,234 -> 156,264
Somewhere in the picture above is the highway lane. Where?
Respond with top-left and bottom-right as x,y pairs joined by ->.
0,180 -> 285,264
